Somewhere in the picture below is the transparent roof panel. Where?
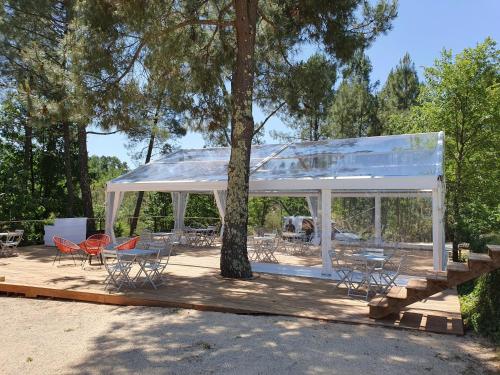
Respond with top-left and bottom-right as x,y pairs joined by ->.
112,143 -> 285,183
110,132 -> 443,185
252,133 -> 443,180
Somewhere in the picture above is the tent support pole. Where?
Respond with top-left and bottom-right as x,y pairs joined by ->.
432,187 -> 445,271
321,189 -> 333,275
375,195 -> 382,245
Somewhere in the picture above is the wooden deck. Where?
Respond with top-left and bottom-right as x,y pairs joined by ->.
0,245 -> 463,335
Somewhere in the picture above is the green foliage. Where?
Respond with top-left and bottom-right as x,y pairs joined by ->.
265,53 -> 337,141
378,53 -> 420,133
460,269 -> 500,344
394,39 -> 500,252
0,95 -> 76,219
327,53 -> 380,137
88,155 -> 128,218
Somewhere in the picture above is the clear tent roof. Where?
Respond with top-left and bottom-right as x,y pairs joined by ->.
109,132 -> 444,190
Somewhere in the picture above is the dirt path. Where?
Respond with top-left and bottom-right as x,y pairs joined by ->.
0,297 -> 497,375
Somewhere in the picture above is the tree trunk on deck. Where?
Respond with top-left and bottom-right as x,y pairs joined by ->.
77,124 -> 95,232
220,0 -> 258,279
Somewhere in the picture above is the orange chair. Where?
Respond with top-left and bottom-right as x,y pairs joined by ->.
53,236 -> 81,266
115,236 -> 140,251
79,234 -> 111,267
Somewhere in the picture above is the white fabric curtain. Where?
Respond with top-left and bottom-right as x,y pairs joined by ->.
306,195 -> 320,245
213,190 -> 227,238
172,192 -> 189,230
105,190 -> 124,243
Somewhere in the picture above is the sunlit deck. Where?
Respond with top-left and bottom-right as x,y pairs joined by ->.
0,245 -> 463,335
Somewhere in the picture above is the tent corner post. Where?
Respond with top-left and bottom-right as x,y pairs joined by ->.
321,189 -> 333,276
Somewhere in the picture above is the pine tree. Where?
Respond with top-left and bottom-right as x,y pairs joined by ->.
327,52 -> 380,138
69,0 -> 398,278
378,52 -> 420,133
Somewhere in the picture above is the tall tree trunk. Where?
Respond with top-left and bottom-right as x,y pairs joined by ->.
23,123 -> 34,195
129,132 -> 155,236
23,79 -> 35,194
129,94 -> 164,236
77,124 -> 95,232
220,0 -> 258,279
452,155 -> 463,262
62,121 -> 75,216
311,116 -> 319,141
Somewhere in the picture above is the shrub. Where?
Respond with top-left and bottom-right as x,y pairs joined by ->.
460,269 -> 500,344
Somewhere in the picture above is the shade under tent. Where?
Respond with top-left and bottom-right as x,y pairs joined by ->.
105,132 -> 447,273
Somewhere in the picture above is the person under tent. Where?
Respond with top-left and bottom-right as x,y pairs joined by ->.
285,219 -> 295,233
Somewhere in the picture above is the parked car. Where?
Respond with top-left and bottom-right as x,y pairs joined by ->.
332,225 -> 361,241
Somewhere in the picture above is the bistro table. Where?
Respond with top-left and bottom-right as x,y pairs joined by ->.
348,251 -> 388,300
102,248 -> 158,288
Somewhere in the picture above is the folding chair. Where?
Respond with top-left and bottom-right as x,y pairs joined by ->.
377,253 -> 407,293
2,230 -> 23,256
347,255 -> 372,300
329,249 -> 353,288
247,237 -> 261,262
259,237 -> 279,263
102,250 -> 134,291
137,239 -> 174,289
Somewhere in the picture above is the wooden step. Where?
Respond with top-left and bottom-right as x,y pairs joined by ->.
370,245 -> 500,320
407,278 -> 427,291
386,286 -> 407,300
446,261 -> 474,285
468,253 -> 493,275
468,253 -> 493,263
487,245 -> 500,263
368,295 -> 389,308
447,262 -> 469,272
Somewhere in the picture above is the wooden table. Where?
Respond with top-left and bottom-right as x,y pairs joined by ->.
281,232 -> 305,240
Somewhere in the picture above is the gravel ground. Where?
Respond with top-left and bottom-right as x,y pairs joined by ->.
0,296 -> 498,375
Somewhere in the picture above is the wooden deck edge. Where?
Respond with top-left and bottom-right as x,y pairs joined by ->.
0,281 -> 463,335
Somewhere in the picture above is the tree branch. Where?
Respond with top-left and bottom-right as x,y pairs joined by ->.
110,17 -> 234,86
86,130 -> 120,135
253,102 -> 285,136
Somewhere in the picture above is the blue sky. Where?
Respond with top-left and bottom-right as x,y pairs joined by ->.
88,0 -> 500,167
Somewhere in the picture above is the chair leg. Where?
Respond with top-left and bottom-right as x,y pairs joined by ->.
52,251 -> 59,266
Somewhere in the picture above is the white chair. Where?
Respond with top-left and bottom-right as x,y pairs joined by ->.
139,239 -> 174,288
347,255 -> 373,300
1,230 -> 23,256
329,249 -> 353,288
102,250 -> 134,291
139,229 -> 153,248
377,253 -> 407,293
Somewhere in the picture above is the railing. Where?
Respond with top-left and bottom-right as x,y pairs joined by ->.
0,216 -> 221,245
